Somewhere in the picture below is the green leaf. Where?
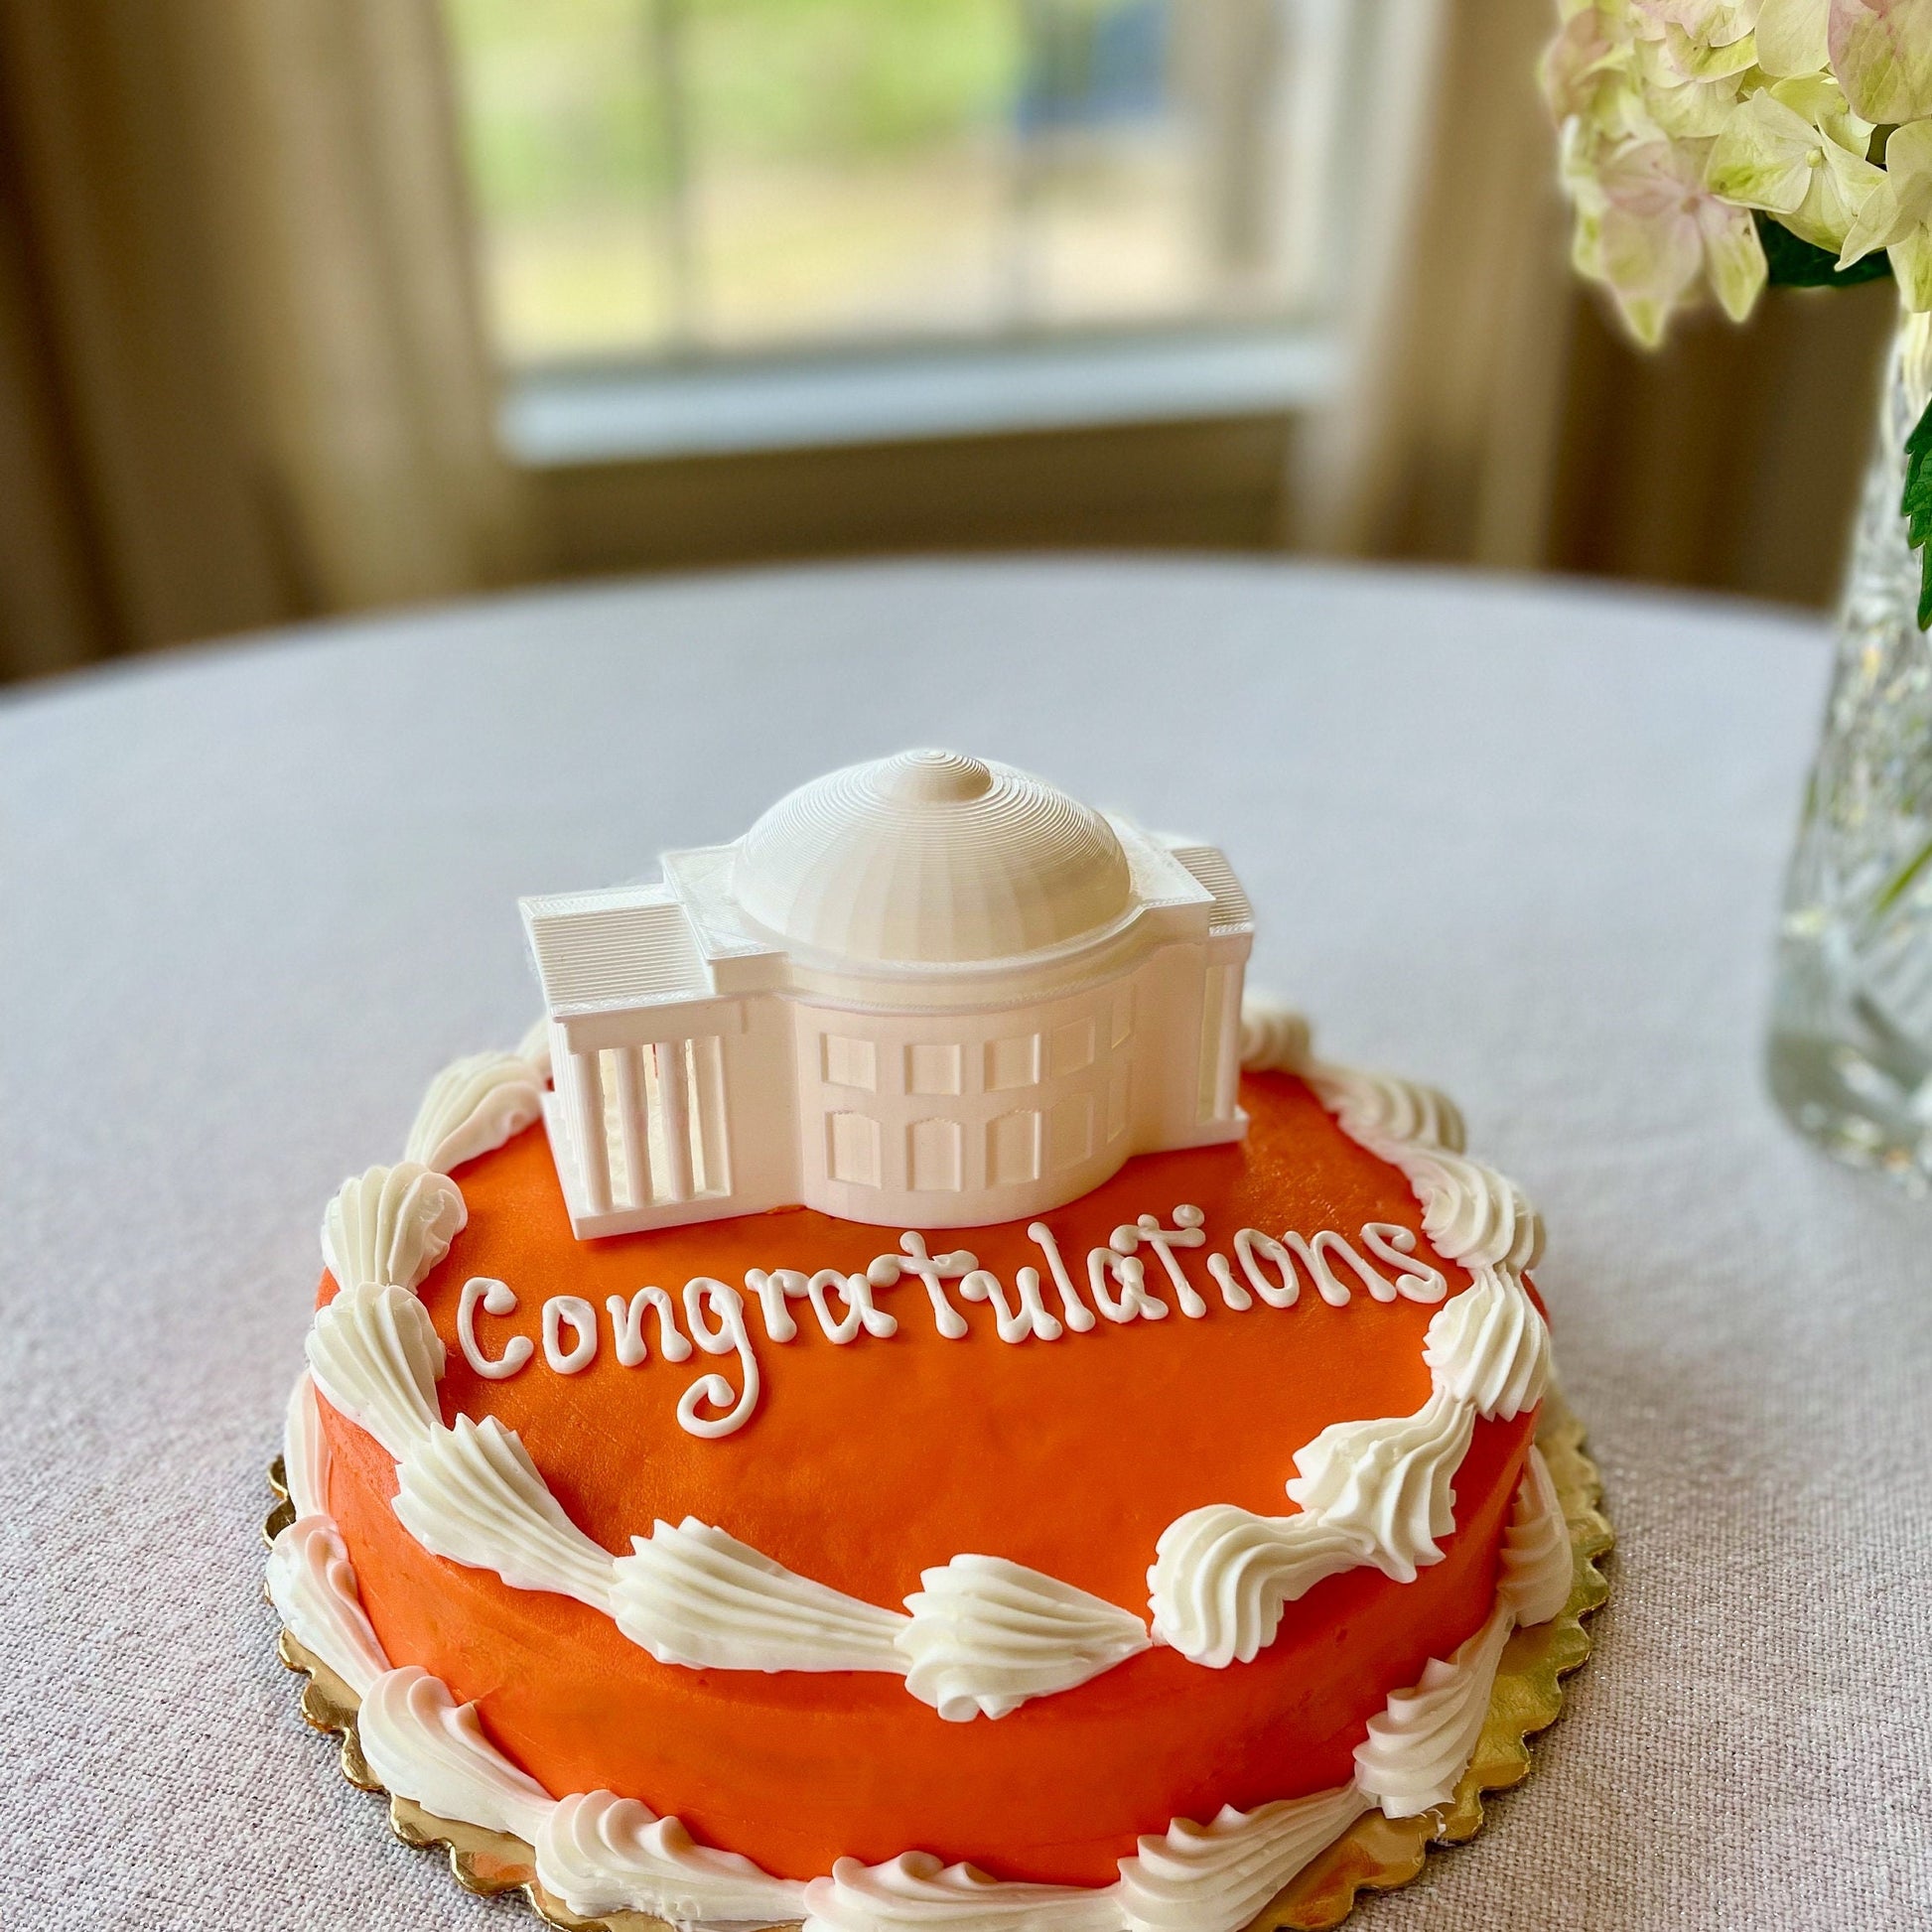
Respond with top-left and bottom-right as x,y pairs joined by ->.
1903,393 -> 1932,630
1755,210 -> 1895,286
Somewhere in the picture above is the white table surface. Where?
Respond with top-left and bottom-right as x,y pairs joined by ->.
4,557 -> 1928,1930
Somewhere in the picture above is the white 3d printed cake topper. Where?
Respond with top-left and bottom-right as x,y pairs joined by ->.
521,750 -> 1254,1237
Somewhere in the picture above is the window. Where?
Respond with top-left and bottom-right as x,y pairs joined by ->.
906,1040 -> 964,1095
828,1110 -> 882,1185
986,1033 -> 1041,1091
908,1115 -> 965,1190
441,0 -> 1376,462
822,1033 -> 877,1090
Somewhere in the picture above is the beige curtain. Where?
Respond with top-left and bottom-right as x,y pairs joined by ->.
1300,0 -> 1895,601
1296,0 -> 1580,568
0,0 -> 523,682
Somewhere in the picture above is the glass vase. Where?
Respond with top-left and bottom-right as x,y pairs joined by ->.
1768,306 -> 1932,1187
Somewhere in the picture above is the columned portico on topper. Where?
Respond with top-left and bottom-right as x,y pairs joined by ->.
521,750 -> 1254,1236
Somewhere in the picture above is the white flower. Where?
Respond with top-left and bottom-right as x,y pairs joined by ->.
1756,0 -> 1932,121
1830,0 -> 1932,123
1584,135 -> 1769,343
1705,76 -> 1882,249
1840,117 -> 1932,305
1635,23 -> 1761,135
1755,0 -> 1832,72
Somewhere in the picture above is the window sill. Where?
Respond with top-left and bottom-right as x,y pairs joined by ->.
500,326 -> 1339,468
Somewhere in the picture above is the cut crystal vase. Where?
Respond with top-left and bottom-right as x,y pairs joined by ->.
1768,308 -> 1932,1187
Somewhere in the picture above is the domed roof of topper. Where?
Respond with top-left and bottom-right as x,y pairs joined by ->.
731,750 -> 1135,966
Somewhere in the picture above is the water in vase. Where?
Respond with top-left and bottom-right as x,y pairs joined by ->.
1769,322 -> 1932,1185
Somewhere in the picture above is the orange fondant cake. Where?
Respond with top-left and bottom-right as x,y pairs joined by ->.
270,753 -> 1571,1932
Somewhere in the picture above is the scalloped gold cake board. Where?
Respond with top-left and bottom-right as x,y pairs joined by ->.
263,1395 -> 1612,1931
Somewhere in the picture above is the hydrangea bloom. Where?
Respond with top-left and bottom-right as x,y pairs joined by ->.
1546,0 -> 1932,336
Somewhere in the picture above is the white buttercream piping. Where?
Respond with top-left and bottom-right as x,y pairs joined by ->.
392,1415 -> 619,1615
1115,1785 -> 1371,1932
282,1368 -> 331,1520
1303,1063 -> 1465,1155
1400,1147 -> 1544,1274
306,1281 -> 445,1459
404,1050 -> 546,1174
536,1790 -> 809,1925
1498,1445 -> 1572,1626
1423,1265 -> 1552,1421
1352,1602 -> 1514,1819
356,1665 -> 556,1843
1239,1002 -> 1544,1275
266,1514 -> 389,1697
897,1556 -> 1152,1721
1284,1386 -> 1475,1586
1146,1506 -> 1366,1667
272,1406 -> 1571,1932
802,1855 -> 1122,1931
321,1163 -> 466,1295
613,1518 -> 909,1674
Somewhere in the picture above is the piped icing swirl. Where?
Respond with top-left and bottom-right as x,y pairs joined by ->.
1115,1786 -> 1371,1932
356,1666 -> 556,1844
897,1557 -> 1151,1722
1424,1265 -> 1552,1421
802,1854 -> 1120,1931
1499,1445 -> 1572,1625
1400,1147 -> 1544,1273
1303,1064 -> 1465,1154
1351,1603 -> 1514,1818
265,1515 -> 388,1697
393,1415 -> 619,1615
1236,1004 -> 1542,1275
535,1790 -> 809,1924
1284,1387 -> 1475,1586
404,1050 -> 546,1174
1146,1507 -> 1366,1667
320,1162 -> 466,1294
613,1518 -> 909,1674
282,1368 -> 331,1520
306,1281 -> 445,1458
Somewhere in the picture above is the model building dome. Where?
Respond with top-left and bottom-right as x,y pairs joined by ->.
731,749 -> 1134,966
522,751 -> 1255,1234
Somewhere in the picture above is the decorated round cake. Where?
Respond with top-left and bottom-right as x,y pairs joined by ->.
268,752 -> 1583,1932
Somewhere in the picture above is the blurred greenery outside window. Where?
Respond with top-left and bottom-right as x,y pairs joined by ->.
443,0 -> 1368,459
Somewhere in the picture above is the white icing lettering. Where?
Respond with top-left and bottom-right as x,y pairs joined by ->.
1360,1222 -> 1449,1304
678,1279 -> 760,1439
745,1268 -> 803,1343
1113,1206 -> 1209,1317
1204,1252 -> 1251,1311
1087,1245 -> 1165,1322
797,1268 -> 895,1343
607,1288 -> 693,1367
453,1204 -> 1457,1442
866,1232 -> 974,1340
1232,1229 -> 1300,1308
458,1277 -> 533,1382
958,1267 -> 1064,1342
1308,1230 -> 1387,1304
1025,1221 -> 1097,1332
542,1295 -> 599,1374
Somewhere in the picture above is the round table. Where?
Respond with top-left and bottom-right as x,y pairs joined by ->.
4,558 -> 1925,1929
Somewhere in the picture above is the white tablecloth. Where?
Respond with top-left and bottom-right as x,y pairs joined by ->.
5,558 -> 1926,1929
